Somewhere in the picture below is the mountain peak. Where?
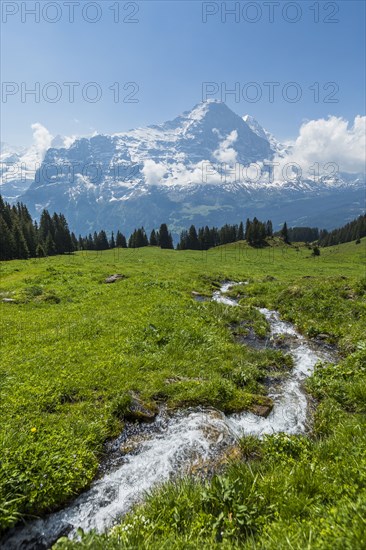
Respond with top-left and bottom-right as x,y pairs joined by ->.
158,100 -> 234,133
242,115 -> 267,140
187,100 -> 235,118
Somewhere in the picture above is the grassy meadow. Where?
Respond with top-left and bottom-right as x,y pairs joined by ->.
0,238 -> 365,548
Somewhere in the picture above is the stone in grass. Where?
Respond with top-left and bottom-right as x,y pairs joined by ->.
2,298 -> 16,303
124,392 -> 158,423
105,274 -> 125,284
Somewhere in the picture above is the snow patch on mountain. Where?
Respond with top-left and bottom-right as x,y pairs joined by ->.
1,126 -> 76,201
243,114 -> 291,157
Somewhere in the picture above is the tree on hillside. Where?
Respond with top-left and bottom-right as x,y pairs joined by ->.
287,226 -> 319,243
266,220 -> 273,237
12,222 -> 29,259
203,226 -> 212,249
45,233 -> 57,256
128,227 -> 148,248
159,224 -> 174,249
318,214 -> 366,247
188,225 -> 199,250
245,218 -> 267,247
0,215 -> 15,260
36,243 -> 46,257
245,218 -> 251,241
280,222 -> 290,244
94,230 -> 109,250
237,221 -> 244,241
116,230 -> 127,248
39,210 -> 54,244
149,229 -> 158,246
71,232 -> 78,251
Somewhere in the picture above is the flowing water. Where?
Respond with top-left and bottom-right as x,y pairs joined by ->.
1,282 -> 336,549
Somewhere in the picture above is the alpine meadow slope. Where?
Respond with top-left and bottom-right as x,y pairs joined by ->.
0,238 -> 365,549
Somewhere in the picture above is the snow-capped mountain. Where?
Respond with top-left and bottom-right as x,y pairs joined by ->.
242,115 -> 291,157
6,101 -> 365,235
0,142 -> 35,200
0,135 -> 74,202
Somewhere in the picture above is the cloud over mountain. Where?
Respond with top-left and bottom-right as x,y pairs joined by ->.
275,115 -> 366,178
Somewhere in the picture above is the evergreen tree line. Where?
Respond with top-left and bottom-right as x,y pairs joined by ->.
177,218 -> 273,250
78,224 -> 173,250
78,230 -> 126,251
274,225 -> 330,244
128,224 -> 174,249
318,214 -> 366,246
0,196 -> 78,261
287,227 -> 320,243
2,193 -> 363,261
0,195 -> 175,260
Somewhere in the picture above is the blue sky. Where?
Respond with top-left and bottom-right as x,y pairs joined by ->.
1,0 -> 365,146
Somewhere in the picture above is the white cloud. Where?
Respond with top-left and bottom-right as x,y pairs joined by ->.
31,122 -> 53,159
169,161 -> 222,186
213,129 -> 238,164
63,135 -> 77,148
274,115 -> 366,180
139,159 -> 223,187
141,159 -> 167,185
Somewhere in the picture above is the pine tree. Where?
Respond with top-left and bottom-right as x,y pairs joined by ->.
97,230 -> 109,250
159,224 -> 173,249
93,231 -> 99,249
198,227 -> 205,250
71,232 -> 78,251
58,213 -> 73,253
109,232 -> 116,249
179,230 -> 189,250
149,229 -> 158,246
203,226 -> 212,249
12,222 -> 29,259
22,221 -> 38,257
0,215 -> 15,260
280,222 -> 290,244
237,221 -> 244,241
87,233 -> 94,250
36,243 -> 46,257
265,220 -> 273,237
210,227 -> 219,247
188,225 -> 199,250
116,231 -> 127,248
45,233 -> 57,256
39,210 -> 54,244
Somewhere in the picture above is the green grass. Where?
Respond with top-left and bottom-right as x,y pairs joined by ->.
0,238 -> 365,546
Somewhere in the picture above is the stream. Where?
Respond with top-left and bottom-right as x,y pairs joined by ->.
1,282 -> 336,549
